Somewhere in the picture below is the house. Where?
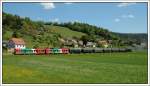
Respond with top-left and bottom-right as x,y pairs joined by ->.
78,41 -> 83,47
7,38 -> 26,52
140,42 -> 147,48
59,38 -> 65,44
71,39 -> 78,47
98,40 -> 109,48
86,42 -> 96,48
132,42 -> 147,51
63,38 -> 79,48
63,38 -> 74,47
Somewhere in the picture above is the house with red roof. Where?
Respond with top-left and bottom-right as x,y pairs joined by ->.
7,38 -> 26,52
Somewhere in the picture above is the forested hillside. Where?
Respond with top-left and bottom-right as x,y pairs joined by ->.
2,12 -> 147,48
113,33 -> 147,43
45,22 -> 119,40
45,21 -> 147,43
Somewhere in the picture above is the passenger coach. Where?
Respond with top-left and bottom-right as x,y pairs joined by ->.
14,47 -> 132,55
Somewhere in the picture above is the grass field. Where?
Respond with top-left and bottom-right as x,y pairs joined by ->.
2,51 -> 148,84
48,26 -> 86,38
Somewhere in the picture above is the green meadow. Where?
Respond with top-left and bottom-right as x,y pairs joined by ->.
2,51 -> 148,84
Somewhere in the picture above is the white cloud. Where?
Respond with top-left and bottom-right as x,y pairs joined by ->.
117,3 -> 136,7
128,14 -> 134,18
114,18 -> 120,22
64,2 -> 73,5
40,3 -> 55,10
114,14 -> 135,22
51,18 -> 59,22
37,17 -> 43,21
75,20 -> 80,22
121,14 -> 135,19
54,18 -> 59,22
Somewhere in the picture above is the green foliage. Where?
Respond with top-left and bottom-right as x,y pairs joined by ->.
2,30 -> 13,40
12,31 -> 22,38
57,22 -> 117,40
2,46 -> 7,53
2,12 -> 147,48
33,44 -> 39,48
2,12 -> 87,48
114,33 -> 147,44
47,26 -> 85,38
80,35 -> 89,46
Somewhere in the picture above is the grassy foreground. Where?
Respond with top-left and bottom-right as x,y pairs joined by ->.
2,51 -> 148,84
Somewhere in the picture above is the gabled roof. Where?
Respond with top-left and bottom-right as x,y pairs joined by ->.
10,38 -> 25,45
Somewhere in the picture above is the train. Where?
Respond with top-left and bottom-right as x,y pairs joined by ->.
14,47 -> 132,55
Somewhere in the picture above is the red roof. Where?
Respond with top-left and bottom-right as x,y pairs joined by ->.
10,38 -> 25,45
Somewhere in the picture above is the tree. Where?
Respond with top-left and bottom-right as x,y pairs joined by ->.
33,43 -> 39,48
12,31 -> 21,38
46,36 -> 53,47
80,35 -> 89,46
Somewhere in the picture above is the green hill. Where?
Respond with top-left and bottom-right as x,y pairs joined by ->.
2,12 -> 86,48
2,12 -> 147,48
45,25 -> 85,38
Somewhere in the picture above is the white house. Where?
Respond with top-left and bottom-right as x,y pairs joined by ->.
86,42 -> 96,48
7,38 -> 26,52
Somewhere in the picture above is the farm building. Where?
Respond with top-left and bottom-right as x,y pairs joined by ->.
78,41 -> 83,46
98,40 -> 109,48
7,38 -> 26,53
86,42 -> 96,48
59,38 -> 65,44
62,38 -> 78,47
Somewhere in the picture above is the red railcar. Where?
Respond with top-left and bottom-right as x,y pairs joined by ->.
35,48 -> 45,55
61,48 -> 69,54
14,48 -> 21,55
45,48 -> 52,55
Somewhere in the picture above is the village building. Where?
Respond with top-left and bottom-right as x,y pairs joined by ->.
58,38 -> 65,44
7,38 -> 26,52
78,41 -> 83,47
98,40 -> 109,48
62,38 -> 78,47
140,42 -> 147,48
86,42 -> 96,48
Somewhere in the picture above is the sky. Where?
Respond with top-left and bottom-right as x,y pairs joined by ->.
3,2 -> 148,33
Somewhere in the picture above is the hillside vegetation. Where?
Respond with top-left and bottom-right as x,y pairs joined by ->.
2,12 -> 86,48
2,12 -> 147,48
46,26 -> 85,38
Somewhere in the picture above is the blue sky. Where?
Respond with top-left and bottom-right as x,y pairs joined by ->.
3,2 -> 147,33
